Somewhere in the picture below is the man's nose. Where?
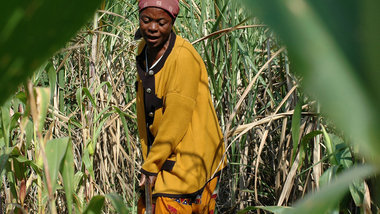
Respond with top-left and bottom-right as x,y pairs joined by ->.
149,22 -> 158,32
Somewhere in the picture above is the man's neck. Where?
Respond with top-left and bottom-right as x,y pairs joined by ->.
146,33 -> 171,67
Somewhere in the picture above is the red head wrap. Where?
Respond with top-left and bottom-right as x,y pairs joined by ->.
138,0 -> 180,19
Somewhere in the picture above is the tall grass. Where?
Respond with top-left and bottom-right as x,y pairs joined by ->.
1,0 -> 377,213
176,1 -> 324,211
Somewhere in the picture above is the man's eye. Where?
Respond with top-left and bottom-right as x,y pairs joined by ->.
141,17 -> 150,23
159,22 -> 166,26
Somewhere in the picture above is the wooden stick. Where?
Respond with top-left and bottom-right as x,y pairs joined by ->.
145,179 -> 153,214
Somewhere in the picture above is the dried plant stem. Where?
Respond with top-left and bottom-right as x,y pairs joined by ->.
254,85 -> 297,207
192,24 -> 266,45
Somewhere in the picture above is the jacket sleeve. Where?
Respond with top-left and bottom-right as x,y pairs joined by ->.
141,46 -> 201,175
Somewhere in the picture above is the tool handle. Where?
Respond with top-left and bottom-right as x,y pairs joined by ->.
145,178 -> 153,214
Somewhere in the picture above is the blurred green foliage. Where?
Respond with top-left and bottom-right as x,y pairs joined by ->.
242,0 -> 380,212
242,0 -> 380,163
0,0 -> 102,105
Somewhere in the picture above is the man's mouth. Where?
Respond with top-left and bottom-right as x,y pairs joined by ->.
146,36 -> 159,43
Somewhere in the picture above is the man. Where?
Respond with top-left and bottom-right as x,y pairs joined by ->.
135,0 -> 226,213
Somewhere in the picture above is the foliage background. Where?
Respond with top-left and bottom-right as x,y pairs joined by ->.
0,0 -> 379,213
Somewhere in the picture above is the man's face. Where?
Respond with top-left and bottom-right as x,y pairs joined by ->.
139,7 -> 173,50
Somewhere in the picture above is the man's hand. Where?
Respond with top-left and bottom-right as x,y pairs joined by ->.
139,173 -> 157,187
140,173 -> 156,214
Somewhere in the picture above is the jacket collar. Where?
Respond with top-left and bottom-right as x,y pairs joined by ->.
136,31 -> 176,76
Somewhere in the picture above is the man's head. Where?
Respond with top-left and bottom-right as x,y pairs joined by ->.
138,0 -> 179,50
138,0 -> 179,20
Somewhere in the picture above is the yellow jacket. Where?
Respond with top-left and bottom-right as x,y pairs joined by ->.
136,32 -> 226,198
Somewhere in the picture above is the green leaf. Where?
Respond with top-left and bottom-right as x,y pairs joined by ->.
0,0 -> 103,105
319,165 -> 339,187
60,139 -> 75,214
32,61 -> 48,85
332,136 -> 354,169
83,88 -> 97,108
210,2 -> 229,32
58,69 -> 65,113
349,179 -> 365,207
0,154 -> 9,175
76,87 -> 83,111
14,155 -> 41,173
34,87 -> 50,133
13,155 -> 27,180
1,100 -> 11,147
321,125 -> 338,165
9,146 -> 21,157
291,99 -> 302,165
93,112 -> 112,148
83,195 -> 105,214
69,117 -> 83,129
114,107 -> 131,154
93,107 -> 112,124
363,0 -> 380,85
45,137 -> 69,193
15,91 -> 27,105
10,112 -> 21,131
283,165 -> 377,214
73,171 -> 84,193
338,147 -> 353,169
47,62 -> 57,103
0,148 -> 12,175
24,119 -> 34,150
238,206 -> 293,214
7,171 -> 18,201
106,193 -> 130,214
299,131 -> 323,168
82,149 -> 94,179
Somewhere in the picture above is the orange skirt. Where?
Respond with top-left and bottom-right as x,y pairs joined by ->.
138,176 -> 219,214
